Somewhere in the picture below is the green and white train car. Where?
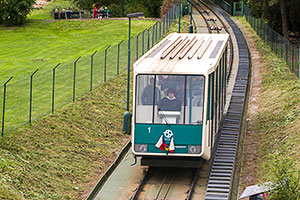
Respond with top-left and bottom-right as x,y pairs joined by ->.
132,33 -> 229,167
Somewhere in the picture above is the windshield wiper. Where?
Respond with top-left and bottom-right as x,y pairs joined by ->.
158,109 -> 170,126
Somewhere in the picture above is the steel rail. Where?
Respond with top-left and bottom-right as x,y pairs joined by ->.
195,0 -> 234,82
130,167 -> 152,200
202,0 -> 251,199
188,0 -> 212,33
154,169 -> 169,200
162,176 -> 174,200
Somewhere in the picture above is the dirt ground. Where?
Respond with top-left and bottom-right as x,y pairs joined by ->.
33,0 -> 53,9
233,19 -> 263,196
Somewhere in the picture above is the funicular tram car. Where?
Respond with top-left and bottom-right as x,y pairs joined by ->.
132,33 -> 229,168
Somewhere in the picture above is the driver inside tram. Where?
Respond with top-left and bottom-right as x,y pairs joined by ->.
159,88 -> 181,111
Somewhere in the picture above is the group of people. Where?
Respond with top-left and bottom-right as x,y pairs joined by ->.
93,3 -> 110,19
141,77 -> 182,112
54,8 -> 72,20
141,76 -> 204,112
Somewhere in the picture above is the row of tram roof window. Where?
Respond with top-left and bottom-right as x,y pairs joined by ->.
135,50 -> 228,127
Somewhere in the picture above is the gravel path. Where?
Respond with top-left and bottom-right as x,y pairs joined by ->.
33,0 -> 53,9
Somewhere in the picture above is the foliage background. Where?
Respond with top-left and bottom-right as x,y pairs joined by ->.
245,0 -> 300,36
0,0 -> 35,26
73,0 -> 163,18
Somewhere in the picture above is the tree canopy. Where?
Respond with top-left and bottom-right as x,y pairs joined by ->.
0,0 -> 35,26
74,0 -> 163,18
245,0 -> 300,37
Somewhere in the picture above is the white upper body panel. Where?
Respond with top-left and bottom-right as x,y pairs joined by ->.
134,33 -> 229,76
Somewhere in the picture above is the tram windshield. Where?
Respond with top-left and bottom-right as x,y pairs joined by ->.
135,75 -> 205,125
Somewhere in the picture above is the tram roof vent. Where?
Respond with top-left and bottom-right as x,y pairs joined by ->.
160,36 -> 183,59
197,37 -> 213,59
161,36 -> 207,60
209,40 -> 224,59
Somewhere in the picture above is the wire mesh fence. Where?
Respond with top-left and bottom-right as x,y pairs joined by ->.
243,4 -> 300,78
212,1 -> 300,78
0,4 -> 180,137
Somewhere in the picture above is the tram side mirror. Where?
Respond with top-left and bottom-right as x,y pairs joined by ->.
123,111 -> 132,135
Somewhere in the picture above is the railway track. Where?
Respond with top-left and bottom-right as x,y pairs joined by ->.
130,163 -> 204,200
87,1 -> 250,200
201,0 -> 250,199
191,0 -> 225,34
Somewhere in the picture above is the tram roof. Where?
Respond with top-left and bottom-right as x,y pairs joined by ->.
133,33 -> 229,75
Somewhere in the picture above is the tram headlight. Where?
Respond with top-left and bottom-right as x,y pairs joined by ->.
134,144 -> 148,152
188,145 -> 201,154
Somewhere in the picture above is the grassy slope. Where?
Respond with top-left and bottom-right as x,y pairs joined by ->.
0,18 -> 154,81
0,11 -> 191,199
237,17 -> 300,181
0,71 -> 129,200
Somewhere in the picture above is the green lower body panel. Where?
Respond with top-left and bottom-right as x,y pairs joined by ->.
134,124 -> 203,155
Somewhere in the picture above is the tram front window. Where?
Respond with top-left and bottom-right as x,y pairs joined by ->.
135,75 -> 204,125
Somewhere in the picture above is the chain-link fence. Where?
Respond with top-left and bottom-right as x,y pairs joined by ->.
0,4 -> 180,137
212,0 -> 300,77
243,5 -> 300,78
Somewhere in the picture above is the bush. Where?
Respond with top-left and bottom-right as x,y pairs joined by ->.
0,0 -> 35,26
124,2 -> 149,17
266,154 -> 300,200
107,3 -> 122,17
73,0 -> 94,10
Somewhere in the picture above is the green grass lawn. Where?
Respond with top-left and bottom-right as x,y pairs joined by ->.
0,13 -> 190,200
0,0 -> 182,137
0,18 -> 160,135
0,0 -> 156,136
0,19 -> 154,82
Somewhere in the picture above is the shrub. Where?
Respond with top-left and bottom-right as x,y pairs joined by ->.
0,0 -> 35,26
124,2 -> 149,17
266,154 -> 300,200
107,3 -> 122,17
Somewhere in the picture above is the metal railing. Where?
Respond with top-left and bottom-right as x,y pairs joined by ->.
0,3 -> 180,137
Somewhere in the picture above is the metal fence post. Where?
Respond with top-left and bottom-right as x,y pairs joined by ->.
73,56 -> 81,102
286,40 -> 288,64
104,45 -> 111,82
142,29 -> 145,55
155,22 -> 158,43
90,51 -> 97,91
159,21 -> 162,38
1,77 -> 13,137
147,28 -> 150,51
179,0 -> 181,33
136,33 -> 140,60
299,42 -> 300,80
52,63 -> 60,114
279,35 -> 282,57
163,16 -> 166,33
292,43 -> 294,70
29,69 -> 39,124
117,41 -> 123,75
152,24 -> 155,47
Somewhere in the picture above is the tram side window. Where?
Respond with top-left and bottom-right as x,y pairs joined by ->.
136,75 -> 160,123
184,76 -> 205,125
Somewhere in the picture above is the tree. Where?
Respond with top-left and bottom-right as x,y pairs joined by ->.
73,0 -> 163,17
247,0 -> 300,38
0,0 -> 35,26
